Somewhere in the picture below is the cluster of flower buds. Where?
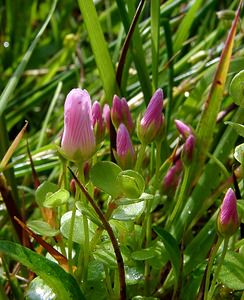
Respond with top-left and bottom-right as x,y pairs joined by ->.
111,95 -> 134,134
61,88 -> 166,169
217,188 -> 239,238
175,119 -> 195,166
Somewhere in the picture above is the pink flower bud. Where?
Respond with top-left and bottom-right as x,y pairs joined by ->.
92,101 -> 105,144
61,89 -> 96,162
102,103 -> 111,133
182,134 -> 195,165
162,160 -> 182,196
115,123 -> 135,170
70,179 -> 76,195
175,120 -> 192,140
217,188 -> 239,237
111,95 -> 134,134
137,88 -> 164,144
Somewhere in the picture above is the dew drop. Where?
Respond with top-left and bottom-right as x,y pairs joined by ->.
3,41 -> 9,48
188,210 -> 192,215
208,230 -> 212,235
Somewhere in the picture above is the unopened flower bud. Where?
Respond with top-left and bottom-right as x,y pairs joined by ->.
115,123 -> 135,170
175,120 -> 192,140
92,101 -> 105,144
102,104 -> 111,133
111,95 -> 134,134
162,160 -> 182,196
61,89 -> 96,162
70,179 -> 76,195
137,89 -> 164,145
182,134 -> 195,165
217,188 -> 239,237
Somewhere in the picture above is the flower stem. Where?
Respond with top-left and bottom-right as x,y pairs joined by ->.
135,144 -> 146,171
76,165 -> 90,284
203,236 -> 223,300
155,141 -> 162,188
68,167 -> 126,299
67,193 -> 78,273
167,166 -> 190,227
207,237 -> 229,300
144,199 -> 152,295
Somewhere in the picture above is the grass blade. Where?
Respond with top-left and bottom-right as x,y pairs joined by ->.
151,0 -> 160,90
173,0 -> 203,54
77,0 -> 118,103
116,0 -> 152,103
116,0 -> 145,88
0,0 -> 58,117
0,241 -> 85,300
195,1 -> 242,176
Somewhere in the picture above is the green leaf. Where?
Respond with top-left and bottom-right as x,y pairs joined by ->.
174,0 -> 203,53
225,121 -> 244,137
26,276 -> 56,300
0,0 -> 58,117
77,0 -> 118,102
0,241 -> 85,300
60,211 -> 92,244
90,161 -> 122,198
76,201 -> 103,227
93,243 -> 117,268
153,227 -> 180,283
131,247 -> 159,261
43,188 -> 70,208
132,297 -> 159,300
237,200 -> 244,220
35,181 -> 59,206
116,170 -> 145,199
230,70 -> 244,107
112,201 -> 145,221
234,143 -> 244,163
115,193 -> 153,205
27,220 -> 59,237
218,251 -> 244,290
194,4 -> 241,178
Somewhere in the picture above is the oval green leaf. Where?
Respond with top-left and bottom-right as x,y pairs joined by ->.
60,211 -> 94,244
27,220 -> 59,237
225,121 -> 244,138
234,143 -> 244,163
115,193 -> 153,205
35,181 -> 59,206
112,201 -> 145,221
0,241 -> 85,299
43,188 -> 70,208
26,276 -> 56,300
90,161 -> 122,198
76,201 -> 103,227
131,247 -> 159,261
116,170 -> 145,199
230,70 -> 244,107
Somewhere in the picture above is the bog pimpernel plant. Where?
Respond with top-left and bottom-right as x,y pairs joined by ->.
0,0 -> 244,299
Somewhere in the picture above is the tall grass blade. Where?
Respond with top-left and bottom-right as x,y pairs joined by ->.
151,0 -> 160,90
173,0 -> 203,54
0,0 -> 58,117
195,1 -> 242,176
77,0 -> 118,103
